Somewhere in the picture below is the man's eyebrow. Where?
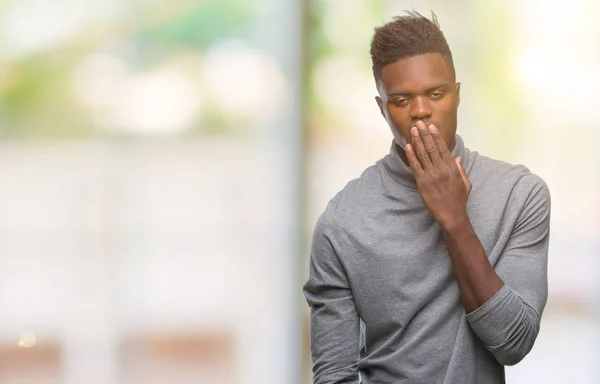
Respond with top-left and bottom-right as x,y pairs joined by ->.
386,83 -> 451,97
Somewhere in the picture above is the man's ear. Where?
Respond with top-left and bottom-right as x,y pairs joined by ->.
375,96 -> 385,118
455,82 -> 461,107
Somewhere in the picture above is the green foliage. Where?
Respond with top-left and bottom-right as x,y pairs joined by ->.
0,0 -> 254,139
0,49 -> 94,138
136,0 -> 252,50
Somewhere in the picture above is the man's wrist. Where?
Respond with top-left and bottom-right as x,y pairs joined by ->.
439,212 -> 471,236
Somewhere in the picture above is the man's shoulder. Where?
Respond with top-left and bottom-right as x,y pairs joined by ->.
470,151 -> 549,199
320,162 -> 383,225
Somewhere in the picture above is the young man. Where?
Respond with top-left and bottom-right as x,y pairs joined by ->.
303,11 -> 550,384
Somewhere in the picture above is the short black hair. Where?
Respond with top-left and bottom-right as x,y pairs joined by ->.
370,10 -> 454,85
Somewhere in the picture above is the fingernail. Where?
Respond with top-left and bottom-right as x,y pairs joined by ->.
405,144 -> 411,152
411,127 -> 418,136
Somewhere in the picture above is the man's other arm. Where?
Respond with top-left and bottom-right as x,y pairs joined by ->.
303,212 -> 360,384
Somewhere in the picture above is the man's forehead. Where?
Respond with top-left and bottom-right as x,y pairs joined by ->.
380,53 -> 453,91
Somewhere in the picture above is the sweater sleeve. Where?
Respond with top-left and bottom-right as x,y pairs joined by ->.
303,211 -> 361,384
466,174 -> 550,366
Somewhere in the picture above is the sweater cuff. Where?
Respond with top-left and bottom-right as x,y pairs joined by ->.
464,284 -> 515,346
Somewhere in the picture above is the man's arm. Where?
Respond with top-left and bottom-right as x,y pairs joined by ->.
462,175 -> 549,365
405,121 -> 549,365
442,217 -> 504,313
303,211 -> 360,384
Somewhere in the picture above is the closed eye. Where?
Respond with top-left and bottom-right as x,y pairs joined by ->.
391,98 -> 410,107
429,91 -> 445,100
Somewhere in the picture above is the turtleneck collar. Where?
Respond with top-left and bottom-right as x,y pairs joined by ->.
382,134 -> 469,190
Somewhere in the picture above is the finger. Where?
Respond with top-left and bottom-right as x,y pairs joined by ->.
416,121 -> 444,168
410,126 -> 433,170
455,157 -> 470,187
427,124 -> 454,166
405,144 -> 424,175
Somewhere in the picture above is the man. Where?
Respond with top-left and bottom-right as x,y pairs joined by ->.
303,11 -> 550,384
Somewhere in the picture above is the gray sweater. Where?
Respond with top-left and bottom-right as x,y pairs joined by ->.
303,135 -> 550,384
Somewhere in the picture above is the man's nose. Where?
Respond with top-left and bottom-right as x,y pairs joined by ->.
410,96 -> 432,121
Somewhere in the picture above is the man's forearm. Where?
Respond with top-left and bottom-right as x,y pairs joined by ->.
441,214 -> 505,313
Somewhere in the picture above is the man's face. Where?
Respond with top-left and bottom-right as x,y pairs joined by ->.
376,53 -> 460,154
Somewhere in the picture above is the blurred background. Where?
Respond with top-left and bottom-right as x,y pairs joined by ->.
0,0 -> 598,383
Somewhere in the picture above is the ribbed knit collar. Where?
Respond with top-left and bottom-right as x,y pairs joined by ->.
382,134 -> 469,190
